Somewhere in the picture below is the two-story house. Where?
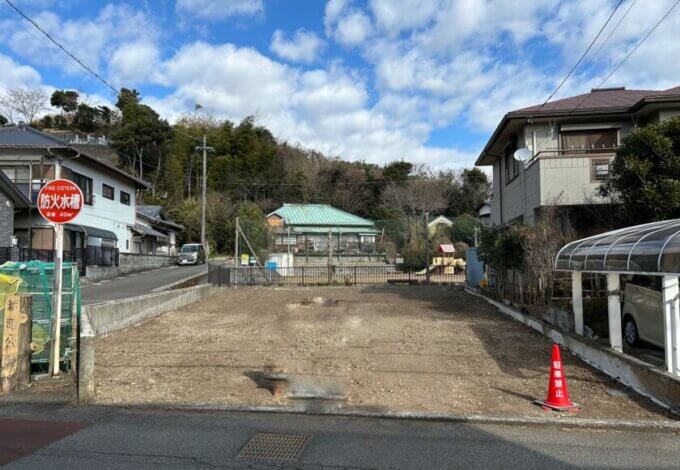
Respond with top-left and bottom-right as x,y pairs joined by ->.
476,86 -> 680,231
134,205 -> 184,255
0,123 -> 150,259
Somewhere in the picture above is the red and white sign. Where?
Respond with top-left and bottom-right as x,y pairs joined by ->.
37,179 -> 84,224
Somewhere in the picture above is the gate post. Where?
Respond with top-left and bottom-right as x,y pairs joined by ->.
607,273 -> 622,352
662,275 -> 679,375
572,271 -> 584,336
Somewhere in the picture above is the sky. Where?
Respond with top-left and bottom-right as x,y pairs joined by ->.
0,0 -> 679,169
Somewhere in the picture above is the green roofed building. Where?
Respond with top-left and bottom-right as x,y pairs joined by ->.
267,204 -> 380,254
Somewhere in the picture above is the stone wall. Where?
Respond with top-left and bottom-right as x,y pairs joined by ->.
0,190 -> 14,246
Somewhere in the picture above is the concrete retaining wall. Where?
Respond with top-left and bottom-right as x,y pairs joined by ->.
84,284 -> 215,336
77,284 -> 216,402
85,253 -> 174,282
467,288 -> 680,412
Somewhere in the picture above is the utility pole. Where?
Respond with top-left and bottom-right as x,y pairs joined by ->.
234,217 -> 240,267
474,227 -> 479,248
425,212 -> 430,285
49,158 -> 63,377
195,134 -> 214,258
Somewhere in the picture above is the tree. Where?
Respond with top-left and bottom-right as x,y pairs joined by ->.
116,88 -> 140,110
382,169 -> 448,221
383,161 -> 412,185
0,114 -> 7,126
73,104 -> 99,133
599,117 -> 680,223
0,87 -> 49,123
50,90 -> 79,113
444,168 -> 490,216
450,214 -> 483,246
110,90 -> 171,181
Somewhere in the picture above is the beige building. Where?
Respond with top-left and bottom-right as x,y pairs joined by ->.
476,86 -> 680,229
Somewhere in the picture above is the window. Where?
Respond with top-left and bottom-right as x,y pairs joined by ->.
102,183 -> 114,200
504,142 -> 519,184
591,159 -> 610,182
120,190 -> 131,206
70,171 -> 93,205
560,129 -> 618,153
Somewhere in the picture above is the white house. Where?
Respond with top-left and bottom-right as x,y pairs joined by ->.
0,124 -> 149,259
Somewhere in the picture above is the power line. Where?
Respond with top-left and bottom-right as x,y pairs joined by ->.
3,0 -> 118,95
589,0 -> 639,62
541,0 -> 624,107
597,0 -> 680,88
568,0 -> 680,115
2,0 -> 202,144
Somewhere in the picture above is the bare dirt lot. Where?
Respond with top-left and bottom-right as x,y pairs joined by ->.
95,286 -> 675,421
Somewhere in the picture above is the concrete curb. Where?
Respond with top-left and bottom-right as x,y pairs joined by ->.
104,402 -> 680,433
466,288 -> 680,414
151,270 -> 208,293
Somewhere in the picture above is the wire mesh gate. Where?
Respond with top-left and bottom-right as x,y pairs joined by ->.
208,264 -> 465,287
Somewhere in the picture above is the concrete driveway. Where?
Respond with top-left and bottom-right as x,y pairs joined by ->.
81,264 -> 207,305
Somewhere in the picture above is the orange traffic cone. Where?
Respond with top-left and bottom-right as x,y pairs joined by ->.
535,344 -> 580,412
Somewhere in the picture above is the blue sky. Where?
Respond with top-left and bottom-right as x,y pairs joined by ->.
0,0 -> 679,169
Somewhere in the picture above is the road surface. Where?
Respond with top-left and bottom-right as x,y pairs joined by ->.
81,264 -> 207,305
0,404 -> 678,468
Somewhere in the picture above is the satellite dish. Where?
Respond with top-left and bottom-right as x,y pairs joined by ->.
513,148 -> 533,163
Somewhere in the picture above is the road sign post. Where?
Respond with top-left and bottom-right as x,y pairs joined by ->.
37,178 -> 83,377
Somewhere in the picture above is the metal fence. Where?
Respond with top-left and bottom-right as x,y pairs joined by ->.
0,246 -> 119,275
208,263 -> 465,287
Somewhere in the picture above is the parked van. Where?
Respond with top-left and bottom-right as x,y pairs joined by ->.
177,243 -> 206,265
622,275 -> 663,348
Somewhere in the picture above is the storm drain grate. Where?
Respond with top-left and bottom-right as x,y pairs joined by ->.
238,432 -> 311,462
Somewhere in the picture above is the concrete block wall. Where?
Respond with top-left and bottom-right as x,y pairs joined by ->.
85,253 -> 175,281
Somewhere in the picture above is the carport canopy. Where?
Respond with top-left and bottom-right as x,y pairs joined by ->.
555,219 -> 680,275
555,219 -> 680,377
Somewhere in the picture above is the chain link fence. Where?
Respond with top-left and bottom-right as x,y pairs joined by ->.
0,261 -> 81,372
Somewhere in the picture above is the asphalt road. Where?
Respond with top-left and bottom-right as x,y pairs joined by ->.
81,264 -> 207,305
1,404 -> 678,469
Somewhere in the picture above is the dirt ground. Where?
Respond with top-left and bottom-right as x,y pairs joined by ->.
95,286 -> 676,421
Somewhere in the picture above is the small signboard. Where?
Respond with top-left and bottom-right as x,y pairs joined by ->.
37,179 -> 84,224
241,254 -> 250,266
36,177 -> 83,377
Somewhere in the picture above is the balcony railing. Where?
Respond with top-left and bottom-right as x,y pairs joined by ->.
527,147 -> 618,167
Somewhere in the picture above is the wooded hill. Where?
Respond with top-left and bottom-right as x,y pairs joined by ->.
7,87 -> 490,254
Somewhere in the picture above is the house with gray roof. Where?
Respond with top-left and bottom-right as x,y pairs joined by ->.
0,123 -> 149,261
476,86 -> 680,230
134,205 -> 184,255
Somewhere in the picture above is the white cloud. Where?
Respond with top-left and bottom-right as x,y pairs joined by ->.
324,1 -> 373,47
175,0 -> 263,20
151,41 -> 475,168
0,54 -> 43,89
270,29 -> 325,63
368,0 -> 440,34
0,4 -> 157,80
109,41 -> 162,86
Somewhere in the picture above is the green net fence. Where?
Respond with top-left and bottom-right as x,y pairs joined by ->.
0,261 -> 81,371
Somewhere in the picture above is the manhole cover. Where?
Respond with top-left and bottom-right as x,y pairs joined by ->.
238,433 -> 311,462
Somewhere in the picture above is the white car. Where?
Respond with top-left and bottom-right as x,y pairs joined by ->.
622,276 -> 663,348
